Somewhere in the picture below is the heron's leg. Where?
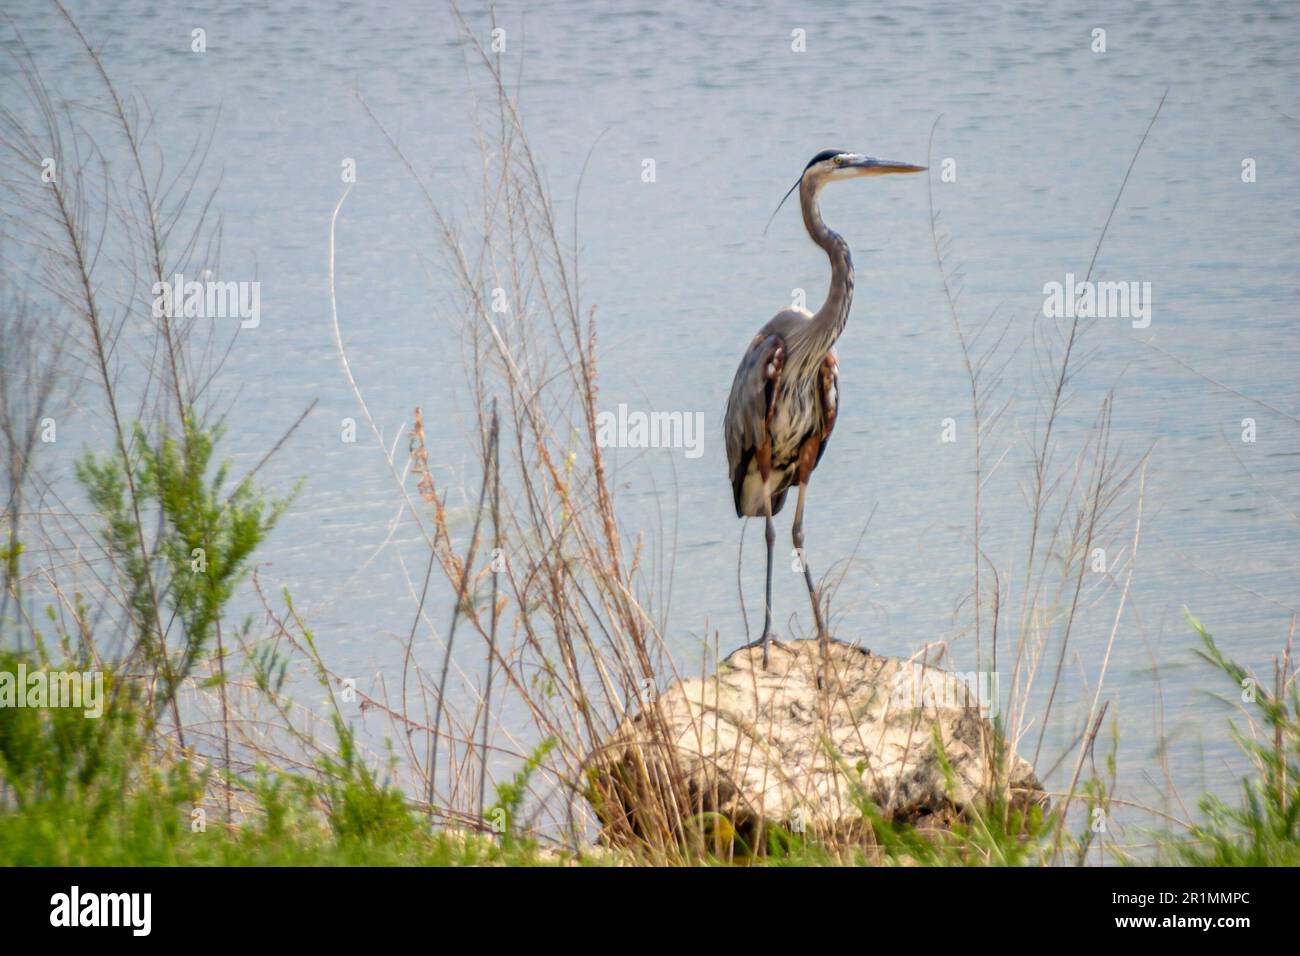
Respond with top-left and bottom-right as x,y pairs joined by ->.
792,481 -> 829,645
761,488 -> 776,668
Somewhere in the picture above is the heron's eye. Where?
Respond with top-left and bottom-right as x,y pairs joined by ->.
833,156 -> 845,166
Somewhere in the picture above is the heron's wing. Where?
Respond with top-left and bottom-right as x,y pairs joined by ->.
724,331 -> 785,506
724,309 -> 814,514
724,309 -> 810,459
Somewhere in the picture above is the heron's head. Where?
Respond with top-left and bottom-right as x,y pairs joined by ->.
765,150 -> 926,233
801,149 -> 927,187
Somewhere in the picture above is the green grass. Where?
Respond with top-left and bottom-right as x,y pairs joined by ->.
3,615 -> 1297,866
1157,612 -> 1300,866
3,613 -> 1296,866
0,651 -> 569,866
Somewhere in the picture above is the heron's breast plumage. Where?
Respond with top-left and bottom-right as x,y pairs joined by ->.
768,371 -> 828,469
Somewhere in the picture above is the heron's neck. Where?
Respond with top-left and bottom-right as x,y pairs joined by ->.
801,179 -> 854,352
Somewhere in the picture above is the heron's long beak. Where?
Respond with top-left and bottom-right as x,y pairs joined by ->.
847,155 -> 927,176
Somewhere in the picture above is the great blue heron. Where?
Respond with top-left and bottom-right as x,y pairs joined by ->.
724,149 -> 925,667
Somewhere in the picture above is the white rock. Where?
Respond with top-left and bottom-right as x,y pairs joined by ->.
590,638 -> 1047,846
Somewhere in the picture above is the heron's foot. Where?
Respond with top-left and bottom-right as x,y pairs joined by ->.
738,633 -> 787,670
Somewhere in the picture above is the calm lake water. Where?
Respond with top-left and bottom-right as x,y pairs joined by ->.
5,0 -> 1298,838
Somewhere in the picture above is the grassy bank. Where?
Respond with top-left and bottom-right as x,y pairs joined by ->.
1,615 -> 1296,866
